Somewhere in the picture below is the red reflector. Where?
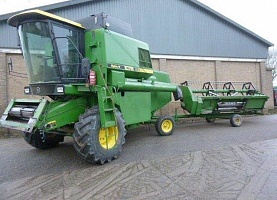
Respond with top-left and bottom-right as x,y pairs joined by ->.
89,70 -> 96,86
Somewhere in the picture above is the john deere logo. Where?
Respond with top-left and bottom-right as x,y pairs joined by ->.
36,87 -> 41,93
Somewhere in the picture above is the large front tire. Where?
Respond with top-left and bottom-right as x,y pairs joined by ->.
22,130 -> 64,150
73,107 -> 126,164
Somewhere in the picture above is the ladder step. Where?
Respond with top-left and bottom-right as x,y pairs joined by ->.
104,108 -> 114,112
105,121 -> 116,127
97,87 -> 116,128
102,96 -> 112,99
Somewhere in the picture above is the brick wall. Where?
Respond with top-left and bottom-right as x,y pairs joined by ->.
0,53 -> 7,115
0,53 -> 7,135
260,62 -> 274,110
0,52 -> 28,136
6,53 -> 29,100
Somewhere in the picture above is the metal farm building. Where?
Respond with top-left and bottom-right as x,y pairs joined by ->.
0,0 -> 274,115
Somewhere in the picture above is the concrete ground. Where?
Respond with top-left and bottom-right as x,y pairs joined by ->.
0,115 -> 277,199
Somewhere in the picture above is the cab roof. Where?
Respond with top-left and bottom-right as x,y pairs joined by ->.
7,9 -> 85,29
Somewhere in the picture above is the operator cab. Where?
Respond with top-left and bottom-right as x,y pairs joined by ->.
8,10 -> 86,85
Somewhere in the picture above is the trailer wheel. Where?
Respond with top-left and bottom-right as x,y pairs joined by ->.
73,106 -> 126,164
230,114 -> 243,127
155,116 -> 175,136
22,131 -> 64,149
206,117 -> 215,123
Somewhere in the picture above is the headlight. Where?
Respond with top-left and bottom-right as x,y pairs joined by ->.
56,86 -> 64,93
24,86 -> 31,94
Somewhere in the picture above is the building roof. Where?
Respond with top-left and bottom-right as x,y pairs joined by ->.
0,0 -> 273,59
0,0 -> 272,47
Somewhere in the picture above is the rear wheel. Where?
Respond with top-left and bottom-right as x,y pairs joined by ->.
22,130 -> 64,149
73,107 -> 126,164
155,116 -> 175,136
230,114 -> 243,127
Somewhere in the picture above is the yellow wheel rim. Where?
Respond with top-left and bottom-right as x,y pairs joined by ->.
99,126 -> 119,149
161,119 -> 173,133
235,117 -> 241,124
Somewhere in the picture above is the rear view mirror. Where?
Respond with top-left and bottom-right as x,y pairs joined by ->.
81,58 -> 91,77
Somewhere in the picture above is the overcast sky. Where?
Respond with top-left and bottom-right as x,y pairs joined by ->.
198,0 -> 276,46
0,0 -> 276,46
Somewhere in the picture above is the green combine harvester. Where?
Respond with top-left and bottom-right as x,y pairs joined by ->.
0,10 -> 268,164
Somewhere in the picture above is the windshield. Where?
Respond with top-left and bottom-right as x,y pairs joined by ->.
19,22 -> 60,83
52,24 -> 81,81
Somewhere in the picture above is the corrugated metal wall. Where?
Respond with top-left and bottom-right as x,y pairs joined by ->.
0,20 -> 18,49
0,0 -> 270,58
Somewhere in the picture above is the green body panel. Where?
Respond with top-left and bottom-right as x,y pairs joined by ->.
64,84 -> 96,95
104,31 -> 149,68
115,92 -> 152,125
85,29 -> 154,84
244,98 -> 268,109
180,86 -> 203,114
150,71 -> 174,114
108,70 -> 125,87
151,91 -> 172,114
40,97 -> 88,131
